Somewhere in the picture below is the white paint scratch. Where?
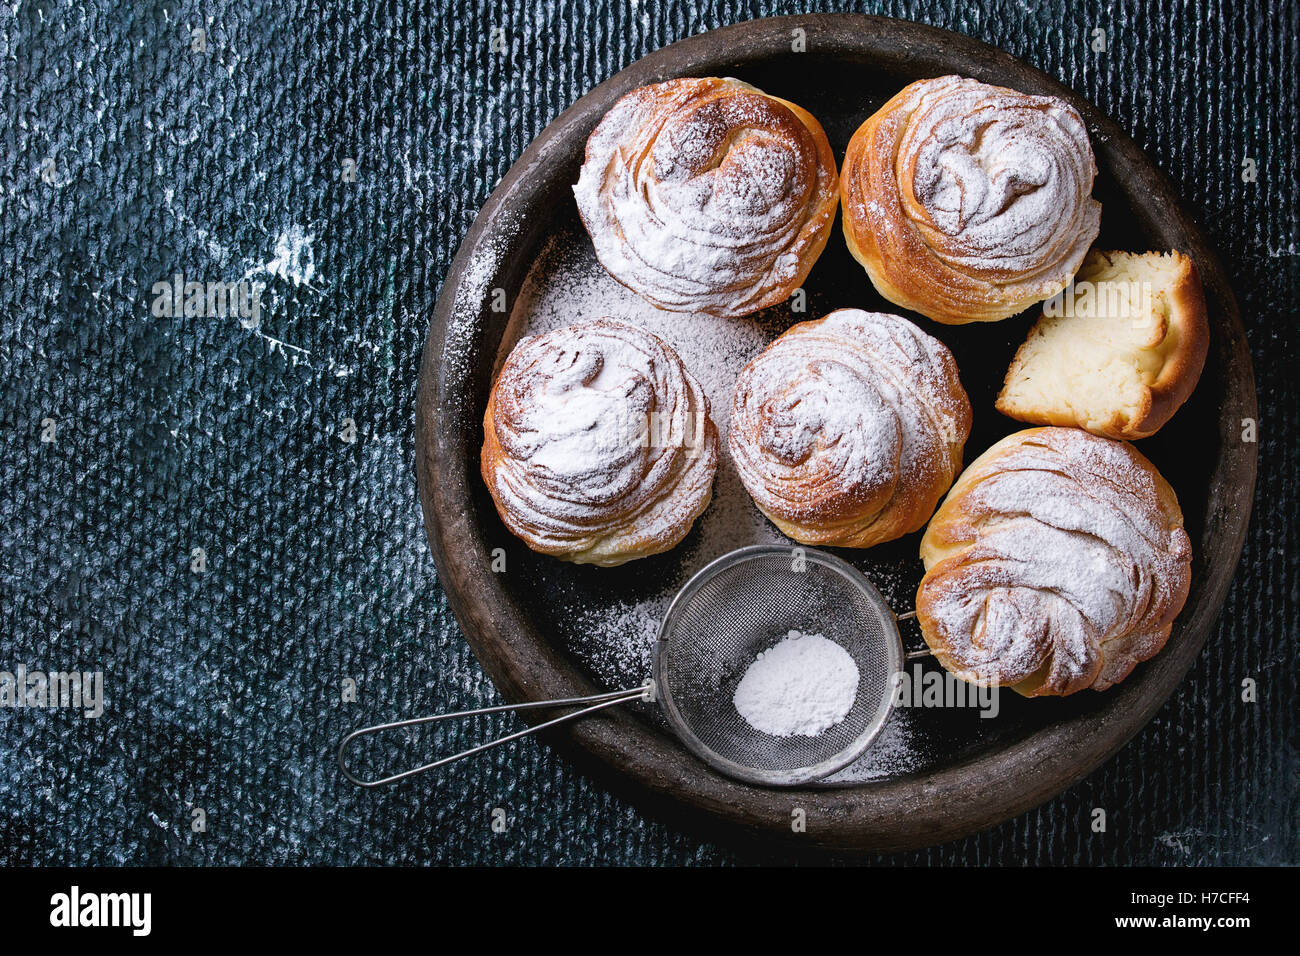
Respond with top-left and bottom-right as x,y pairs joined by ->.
245,225 -> 319,288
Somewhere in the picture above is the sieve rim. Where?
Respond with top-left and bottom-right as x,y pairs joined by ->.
653,544 -> 904,788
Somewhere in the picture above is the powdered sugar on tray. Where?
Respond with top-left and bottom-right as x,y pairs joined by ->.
734,631 -> 859,737
823,706 -> 924,782
570,597 -> 666,677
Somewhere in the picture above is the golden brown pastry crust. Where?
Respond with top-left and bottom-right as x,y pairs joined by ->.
916,427 -> 1192,696
840,75 -> 1102,325
573,77 -> 839,319
995,249 -> 1210,440
481,319 -> 718,566
729,309 -> 971,548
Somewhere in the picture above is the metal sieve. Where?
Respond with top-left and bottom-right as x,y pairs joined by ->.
653,545 -> 904,786
339,544 -> 916,789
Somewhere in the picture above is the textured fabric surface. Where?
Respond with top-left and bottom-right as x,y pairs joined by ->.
1,0 -> 1295,865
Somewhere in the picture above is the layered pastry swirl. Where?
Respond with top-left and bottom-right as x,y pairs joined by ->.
917,427 -> 1192,696
729,310 -> 971,548
841,75 -> 1102,324
482,319 -> 718,566
573,77 -> 840,318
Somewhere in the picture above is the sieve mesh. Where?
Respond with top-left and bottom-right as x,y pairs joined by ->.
653,545 -> 903,787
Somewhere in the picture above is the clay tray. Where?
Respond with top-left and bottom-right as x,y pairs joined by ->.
415,14 -> 1256,851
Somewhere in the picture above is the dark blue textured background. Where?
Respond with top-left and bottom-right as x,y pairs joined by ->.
1,0 -> 1295,864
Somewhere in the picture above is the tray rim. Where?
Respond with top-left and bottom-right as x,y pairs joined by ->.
414,13 -> 1258,852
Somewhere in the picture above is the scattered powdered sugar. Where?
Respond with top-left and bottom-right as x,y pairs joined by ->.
733,631 -> 860,737
570,597 -> 666,678
823,706 -> 923,783
445,222 -> 516,399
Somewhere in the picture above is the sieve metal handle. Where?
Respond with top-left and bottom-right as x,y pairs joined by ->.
894,610 -> 934,661
338,682 -> 655,788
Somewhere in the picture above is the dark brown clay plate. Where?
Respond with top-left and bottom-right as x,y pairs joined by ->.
415,14 -> 1257,851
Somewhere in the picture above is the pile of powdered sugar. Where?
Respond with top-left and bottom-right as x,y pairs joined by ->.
733,631 -> 860,737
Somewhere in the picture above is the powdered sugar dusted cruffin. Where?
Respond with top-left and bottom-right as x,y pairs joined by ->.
574,77 -> 839,319
842,75 -> 1102,324
729,310 -> 971,548
917,427 -> 1192,696
482,319 -> 718,566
